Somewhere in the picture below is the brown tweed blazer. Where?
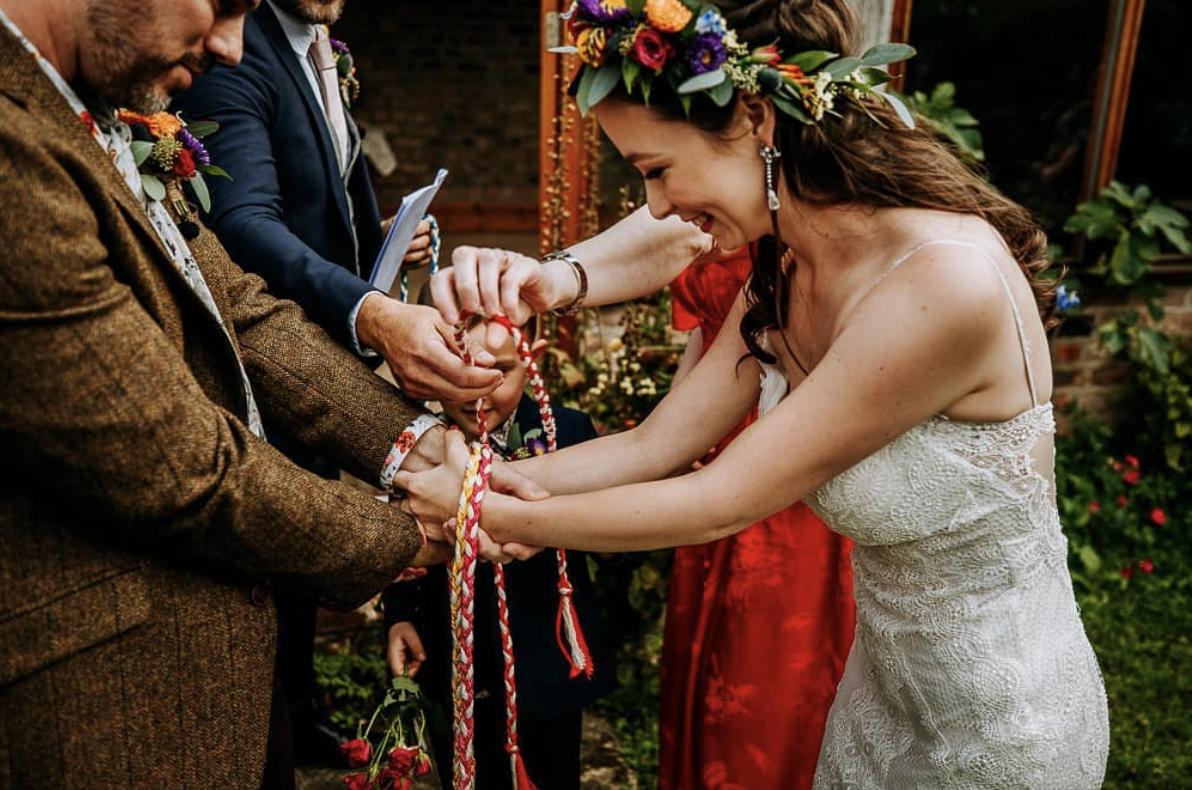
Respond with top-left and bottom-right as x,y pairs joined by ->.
0,26 -> 426,788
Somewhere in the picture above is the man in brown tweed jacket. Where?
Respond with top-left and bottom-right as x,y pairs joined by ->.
0,0 -> 522,786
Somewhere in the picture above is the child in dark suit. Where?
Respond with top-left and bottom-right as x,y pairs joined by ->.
382,313 -> 614,790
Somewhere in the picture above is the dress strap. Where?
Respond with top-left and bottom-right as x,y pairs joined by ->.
855,239 -> 1040,407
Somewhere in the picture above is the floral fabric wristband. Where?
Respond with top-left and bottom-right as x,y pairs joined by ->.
380,414 -> 444,491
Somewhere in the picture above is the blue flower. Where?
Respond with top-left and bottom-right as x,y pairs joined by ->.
695,8 -> 727,36
1057,283 -> 1081,311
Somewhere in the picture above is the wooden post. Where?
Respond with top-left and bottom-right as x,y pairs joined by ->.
1082,0 -> 1147,199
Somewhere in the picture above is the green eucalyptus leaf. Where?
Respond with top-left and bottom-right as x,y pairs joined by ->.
130,140 -> 154,166
771,94 -> 812,124
588,63 -> 622,110
185,120 -> 219,138
676,68 -> 726,94
622,58 -> 642,94
858,66 -> 893,86
640,76 -> 653,106
881,90 -> 916,129
575,66 -> 598,115
140,173 -> 166,202
859,42 -> 916,67
678,93 -> 692,116
189,173 -> 212,214
782,49 -> 836,71
823,56 -> 862,79
708,76 -> 734,106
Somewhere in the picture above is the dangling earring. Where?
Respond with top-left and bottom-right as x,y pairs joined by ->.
759,143 -> 782,211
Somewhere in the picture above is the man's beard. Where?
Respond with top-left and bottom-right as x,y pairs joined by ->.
271,0 -> 347,25
83,0 -> 211,114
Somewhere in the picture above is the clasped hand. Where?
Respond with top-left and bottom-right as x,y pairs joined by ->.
396,430 -> 546,563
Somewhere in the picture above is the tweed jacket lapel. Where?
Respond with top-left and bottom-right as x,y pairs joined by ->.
0,25 -> 241,344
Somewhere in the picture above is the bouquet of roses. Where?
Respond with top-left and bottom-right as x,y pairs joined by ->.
339,675 -> 433,790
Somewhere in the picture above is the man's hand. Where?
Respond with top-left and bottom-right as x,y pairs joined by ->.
430,247 -> 575,350
381,218 -> 433,269
387,621 -> 427,676
355,293 -> 501,401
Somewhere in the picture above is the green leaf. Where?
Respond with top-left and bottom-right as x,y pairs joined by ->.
1147,299 -> 1166,323
140,173 -> 166,202
198,164 -> 233,180
859,42 -> 916,67
782,49 -> 836,71
858,66 -> 893,86
184,120 -> 219,138
640,76 -> 652,106
1108,234 -> 1144,285
881,90 -> 916,129
575,66 -> 597,115
823,56 -> 862,79
130,140 -> 154,167
707,76 -> 734,106
1137,328 -> 1171,374
676,68 -> 726,94
1078,544 -> 1102,574
189,173 -> 212,214
588,63 -> 621,110
621,58 -> 642,94
771,94 -> 812,124
626,0 -> 645,14
678,93 -> 692,116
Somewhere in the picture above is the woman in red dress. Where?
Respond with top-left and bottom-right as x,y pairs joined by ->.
659,248 -> 855,790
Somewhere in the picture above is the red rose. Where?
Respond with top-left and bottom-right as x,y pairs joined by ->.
377,768 -> 411,790
415,751 -> 432,776
1150,507 -> 1167,526
1117,495 -> 1128,508
388,745 -> 419,774
1139,558 -> 1155,574
631,28 -> 674,72
1087,501 -> 1101,515
339,738 -> 372,768
342,772 -> 369,790
173,147 -> 197,178
1122,469 -> 1141,485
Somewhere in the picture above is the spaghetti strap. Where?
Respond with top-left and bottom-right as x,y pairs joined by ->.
853,238 -> 1040,407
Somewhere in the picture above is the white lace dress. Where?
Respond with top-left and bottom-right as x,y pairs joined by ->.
758,241 -> 1109,788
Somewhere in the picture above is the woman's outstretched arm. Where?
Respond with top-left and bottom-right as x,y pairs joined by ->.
409,249 -> 1006,551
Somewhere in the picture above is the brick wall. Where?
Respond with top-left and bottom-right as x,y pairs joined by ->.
1051,280 -> 1192,430
333,0 -> 541,214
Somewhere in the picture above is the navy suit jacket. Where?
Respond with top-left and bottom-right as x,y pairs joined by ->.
382,397 -> 616,720
171,3 -> 383,348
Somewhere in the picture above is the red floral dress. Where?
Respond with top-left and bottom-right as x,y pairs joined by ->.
659,249 -> 856,790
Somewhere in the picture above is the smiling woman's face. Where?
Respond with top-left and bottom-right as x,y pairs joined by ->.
595,97 -> 772,251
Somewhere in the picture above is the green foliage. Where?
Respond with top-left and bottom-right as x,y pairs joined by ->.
905,81 -> 984,162
312,624 -> 391,740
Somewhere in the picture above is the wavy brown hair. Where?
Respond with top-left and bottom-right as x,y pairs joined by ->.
601,0 -> 1058,364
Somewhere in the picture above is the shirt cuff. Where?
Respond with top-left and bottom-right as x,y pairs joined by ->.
380,414 -> 445,491
348,290 -> 384,358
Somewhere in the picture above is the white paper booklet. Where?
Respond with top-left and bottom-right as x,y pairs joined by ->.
368,168 -> 448,294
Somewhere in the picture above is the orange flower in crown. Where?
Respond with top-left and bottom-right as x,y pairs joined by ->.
645,0 -> 693,33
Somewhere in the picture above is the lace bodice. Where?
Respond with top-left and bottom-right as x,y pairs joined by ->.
757,240 -> 1108,788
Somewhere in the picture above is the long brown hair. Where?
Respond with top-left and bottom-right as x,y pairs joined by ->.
605,0 -> 1057,363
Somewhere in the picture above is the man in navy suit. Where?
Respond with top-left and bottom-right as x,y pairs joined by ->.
172,1 -> 503,778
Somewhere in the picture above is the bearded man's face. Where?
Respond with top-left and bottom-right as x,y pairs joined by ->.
271,0 -> 347,25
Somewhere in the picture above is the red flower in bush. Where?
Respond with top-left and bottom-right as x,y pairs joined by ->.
1120,566 -> 1133,580
1087,500 -> 1101,515
1150,507 -> 1167,526
1122,469 -> 1141,486
339,738 -> 372,768
631,27 -> 675,72
1125,454 -> 1140,469
1139,558 -> 1155,574
342,773 -> 369,790
172,147 -> 197,178
388,746 -> 419,774
1117,495 -> 1129,508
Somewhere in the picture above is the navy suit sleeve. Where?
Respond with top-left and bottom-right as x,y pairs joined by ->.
172,61 -> 374,348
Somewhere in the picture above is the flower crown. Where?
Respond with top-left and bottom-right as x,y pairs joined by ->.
554,0 -> 917,128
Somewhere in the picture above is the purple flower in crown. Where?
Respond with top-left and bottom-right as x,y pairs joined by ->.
577,0 -> 630,24
177,127 -> 211,166
688,32 -> 728,75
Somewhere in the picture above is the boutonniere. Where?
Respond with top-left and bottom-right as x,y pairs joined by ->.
330,37 -> 361,107
118,110 -> 231,238
505,423 -> 548,461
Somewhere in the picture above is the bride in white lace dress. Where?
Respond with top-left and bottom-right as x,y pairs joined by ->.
398,1 -> 1109,785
